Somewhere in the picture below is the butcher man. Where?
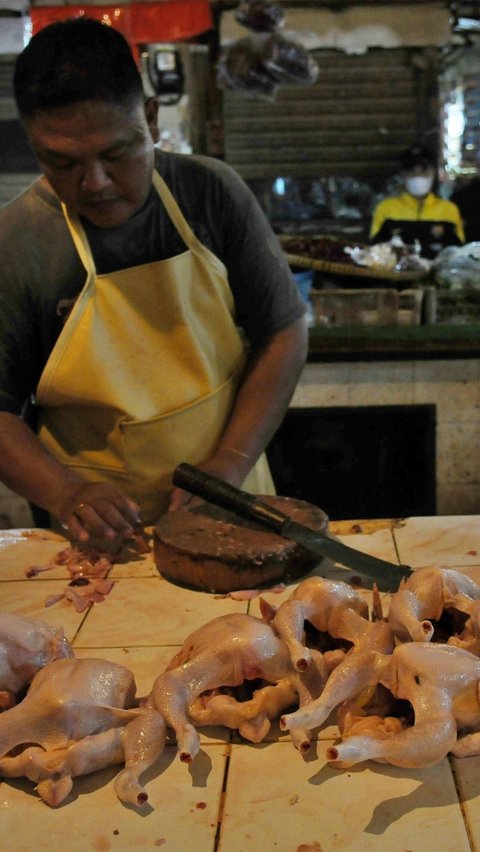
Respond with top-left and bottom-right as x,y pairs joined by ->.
0,18 -> 307,543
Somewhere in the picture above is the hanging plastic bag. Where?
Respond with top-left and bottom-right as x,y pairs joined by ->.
216,36 -> 279,99
235,0 -> 285,32
432,242 -> 480,289
261,33 -> 319,85
216,33 -> 319,99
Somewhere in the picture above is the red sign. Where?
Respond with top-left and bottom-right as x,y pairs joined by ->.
31,1 -> 213,56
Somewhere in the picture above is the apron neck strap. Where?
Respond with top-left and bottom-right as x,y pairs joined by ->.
152,169 -> 203,250
60,167 -> 208,277
61,202 -> 96,278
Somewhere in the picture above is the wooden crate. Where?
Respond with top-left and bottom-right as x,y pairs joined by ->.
424,288 -> 480,324
310,288 -> 423,327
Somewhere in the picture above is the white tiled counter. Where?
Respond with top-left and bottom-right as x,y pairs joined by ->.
2,516 -> 480,851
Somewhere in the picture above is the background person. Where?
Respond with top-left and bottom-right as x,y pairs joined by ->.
370,143 -> 465,259
0,18 -> 308,544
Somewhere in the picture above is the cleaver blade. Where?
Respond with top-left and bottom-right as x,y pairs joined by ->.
173,463 -> 412,589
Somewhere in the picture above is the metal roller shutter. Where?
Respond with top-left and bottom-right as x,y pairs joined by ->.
223,47 -> 439,182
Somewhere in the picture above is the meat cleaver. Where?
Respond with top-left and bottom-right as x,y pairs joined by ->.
173,463 -> 412,589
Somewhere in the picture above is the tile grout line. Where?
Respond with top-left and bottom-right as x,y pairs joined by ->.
391,525 -> 406,573
448,756 -> 476,852
213,741 -> 232,851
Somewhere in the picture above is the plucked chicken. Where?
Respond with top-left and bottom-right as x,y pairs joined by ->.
281,642 -> 480,768
267,576 -> 393,673
0,657 -> 165,807
387,566 -> 480,643
146,611 -> 331,763
0,611 -> 73,710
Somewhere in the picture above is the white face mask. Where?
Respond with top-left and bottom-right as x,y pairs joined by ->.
405,175 -> 434,197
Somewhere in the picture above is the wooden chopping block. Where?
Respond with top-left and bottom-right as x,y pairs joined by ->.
153,495 -> 328,593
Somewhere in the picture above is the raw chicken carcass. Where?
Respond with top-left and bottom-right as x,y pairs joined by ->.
0,612 -> 73,710
146,612 -> 331,763
266,576 -> 393,672
281,642 -> 480,768
0,657 -> 165,807
387,566 -> 480,643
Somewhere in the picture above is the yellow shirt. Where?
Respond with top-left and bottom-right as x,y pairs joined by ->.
370,192 -> 464,258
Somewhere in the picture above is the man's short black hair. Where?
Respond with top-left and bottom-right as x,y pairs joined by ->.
13,17 -> 144,118
400,143 -> 435,171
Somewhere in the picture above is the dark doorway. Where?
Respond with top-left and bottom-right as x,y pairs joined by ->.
266,405 -> 436,520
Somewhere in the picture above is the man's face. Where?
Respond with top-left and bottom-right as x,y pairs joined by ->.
24,97 -> 156,228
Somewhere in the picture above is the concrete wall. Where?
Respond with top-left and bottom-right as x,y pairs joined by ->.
292,358 -> 480,516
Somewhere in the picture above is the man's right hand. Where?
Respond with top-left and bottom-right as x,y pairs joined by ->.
58,481 -> 141,543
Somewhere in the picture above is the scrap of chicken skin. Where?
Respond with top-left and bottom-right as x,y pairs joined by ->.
388,566 -> 480,643
147,612 -> 330,763
283,643 -> 480,769
0,657 -> 165,807
0,611 -> 73,709
271,576 -> 393,673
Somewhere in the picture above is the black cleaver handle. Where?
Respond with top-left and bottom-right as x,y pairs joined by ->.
173,462 -> 288,531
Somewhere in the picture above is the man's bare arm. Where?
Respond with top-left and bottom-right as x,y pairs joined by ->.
0,412 -> 140,540
169,315 -> 309,509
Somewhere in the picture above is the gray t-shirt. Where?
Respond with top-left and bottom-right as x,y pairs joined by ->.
0,150 -> 304,415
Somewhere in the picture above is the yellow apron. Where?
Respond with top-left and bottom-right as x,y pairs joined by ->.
36,170 -> 274,523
